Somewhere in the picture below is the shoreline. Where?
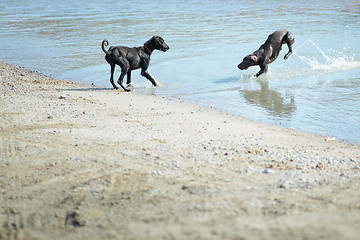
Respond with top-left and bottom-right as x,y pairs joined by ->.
1,62 -> 360,240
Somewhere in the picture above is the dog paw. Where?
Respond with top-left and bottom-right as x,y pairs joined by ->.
284,52 -> 292,60
126,84 -> 135,91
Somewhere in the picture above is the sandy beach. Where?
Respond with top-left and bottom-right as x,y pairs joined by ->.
1,62 -> 359,240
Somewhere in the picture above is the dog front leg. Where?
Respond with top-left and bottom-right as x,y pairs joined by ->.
256,64 -> 268,77
141,69 -> 157,87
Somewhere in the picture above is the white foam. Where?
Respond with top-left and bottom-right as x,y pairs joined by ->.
294,40 -> 360,72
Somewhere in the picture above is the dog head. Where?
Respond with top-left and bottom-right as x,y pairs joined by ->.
145,36 -> 170,52
238,55 -> 258,70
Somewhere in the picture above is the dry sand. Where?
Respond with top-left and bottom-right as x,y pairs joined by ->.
1,62 -> 360,240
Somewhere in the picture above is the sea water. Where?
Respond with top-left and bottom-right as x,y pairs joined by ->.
1,0 -> 359,143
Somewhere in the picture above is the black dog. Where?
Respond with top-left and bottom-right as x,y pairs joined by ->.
102,36 -> 169,91
238,30 -> 294,77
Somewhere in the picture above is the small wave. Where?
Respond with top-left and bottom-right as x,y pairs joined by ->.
294,40 -> 360,72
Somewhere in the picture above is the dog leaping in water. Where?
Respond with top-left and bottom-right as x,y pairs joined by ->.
238,30 -> 294,77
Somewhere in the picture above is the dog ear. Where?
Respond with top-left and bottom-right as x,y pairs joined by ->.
249,55 -> 257,62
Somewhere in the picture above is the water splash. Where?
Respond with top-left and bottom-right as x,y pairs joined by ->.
294,40 -> 360,71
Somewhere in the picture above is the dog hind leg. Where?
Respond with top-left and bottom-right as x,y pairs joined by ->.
284,32 -> 294,60
116,58 -> 131,92
126,70 -> 132,85
109,63 -> 118,89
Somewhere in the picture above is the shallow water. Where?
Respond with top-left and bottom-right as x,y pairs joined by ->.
1,0 -> 360,143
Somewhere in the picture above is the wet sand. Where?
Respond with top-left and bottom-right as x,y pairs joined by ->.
1,62 -> 360,240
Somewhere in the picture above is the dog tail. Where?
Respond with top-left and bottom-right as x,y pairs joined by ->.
102,40 -> 111,55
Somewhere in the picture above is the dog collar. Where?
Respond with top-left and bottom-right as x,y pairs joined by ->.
144,45 -> 152,55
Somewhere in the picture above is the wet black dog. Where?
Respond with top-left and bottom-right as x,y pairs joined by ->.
238,30 -> 294,77
102,36 -> 169,91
